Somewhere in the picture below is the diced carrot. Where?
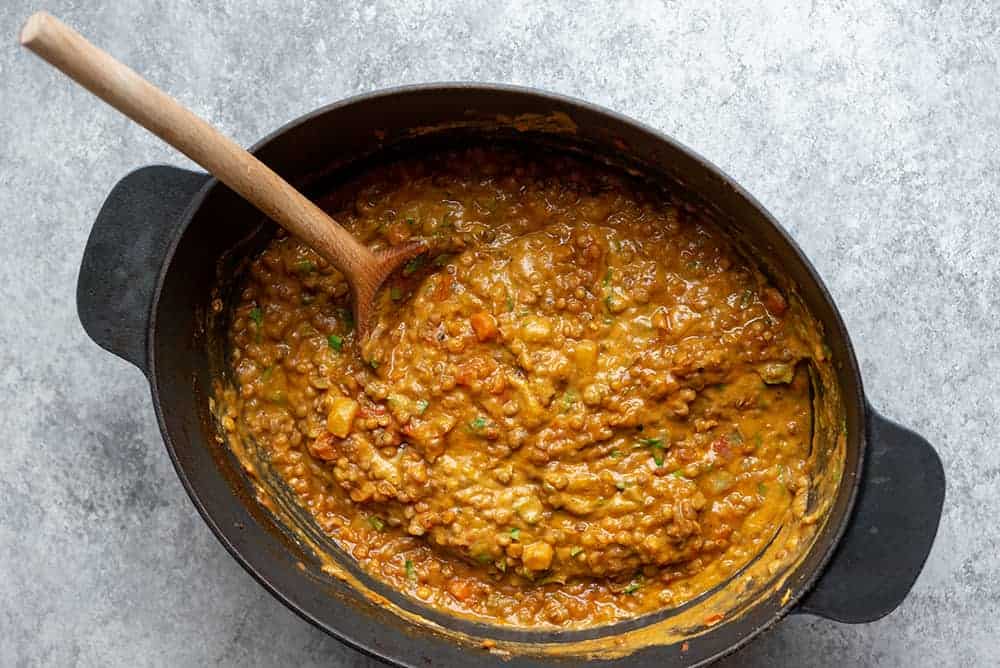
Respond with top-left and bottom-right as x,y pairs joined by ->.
434,274 -> 453,301
447,578 -> 474,601
470,311 -> 498,342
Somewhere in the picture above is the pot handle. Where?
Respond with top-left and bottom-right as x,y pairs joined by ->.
793,405 -> 945,622
77,165 -> 209,376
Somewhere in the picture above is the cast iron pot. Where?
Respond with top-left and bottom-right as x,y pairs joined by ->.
77,84 -> 944,666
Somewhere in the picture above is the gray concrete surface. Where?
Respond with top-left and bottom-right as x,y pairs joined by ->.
1,1 -> 996,665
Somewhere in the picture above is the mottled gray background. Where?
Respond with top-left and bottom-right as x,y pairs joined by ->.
1,1 -> 996,666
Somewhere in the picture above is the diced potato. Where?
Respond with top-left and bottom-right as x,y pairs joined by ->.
573,339 -> 598,371
522,541 -> 554,571
514,495 -> 544,524
521,316 -> 552,342
327,396 -> 359,438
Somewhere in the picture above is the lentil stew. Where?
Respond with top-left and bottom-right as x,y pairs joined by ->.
216,145 -> 842,629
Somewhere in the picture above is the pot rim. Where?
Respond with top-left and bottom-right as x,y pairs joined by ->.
145,82 -> 867,666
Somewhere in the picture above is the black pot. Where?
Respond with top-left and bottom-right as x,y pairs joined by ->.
77,84 -> 944,666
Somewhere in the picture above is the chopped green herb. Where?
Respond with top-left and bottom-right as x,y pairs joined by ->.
416,399 -> 429,415
295,259 -> 316,273
729,430 -> 744,445
249,307 -> 263,326
432,253 -> 453,267
470,416 -> 487,430
652,450 -> 665,467
740,288 -> 754,308
623,576 -> 643,595
389,286 -> 403,301
368,359 -> 379,370
327,334 -> 343,352
615,480 -> 627,491
403,254 -> 426,276
405,558 -> 416,580
638,437 -> 664,448
758,483 -> 768,495
603,267 -> 613,286
610,450 -> 623,459
261,366 -> 273,381
569,547 -> 583,557
405,217 -> 416,226
561,390 -> 576,412
506,296 -> 515,312
509,527 -> 521,542
368,516 -> 386,531
671,470 -> 687,479
475,552 -> 493,564
604,294 -> 614,312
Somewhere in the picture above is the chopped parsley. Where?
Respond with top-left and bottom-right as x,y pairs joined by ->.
623,575 -> 644,595
615,480 -> 627,491
368,359 -> 379,370
327,334 -> 343,352
610,449 -> 623,459
509,527 -> 521,542
405,217 -> 416,226
249,307 -> 263,326
470,416 -> 487,431
569,547 -> 583,557
637,437 -> 666,467
405,559 -> 416,580
295,259 -> 316,273
389,286 -> 403,301
561,390 -> 577,412
758,483 -> 768,495
415,399 -> 429,415
368,516 -> 386,531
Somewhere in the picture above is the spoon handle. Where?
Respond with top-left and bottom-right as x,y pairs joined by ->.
20,12 -> 377,279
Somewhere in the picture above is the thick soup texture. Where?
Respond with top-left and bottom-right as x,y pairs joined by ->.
220,147 -> 823,628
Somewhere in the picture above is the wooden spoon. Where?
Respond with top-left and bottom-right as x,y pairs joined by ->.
20,12 -> 426,341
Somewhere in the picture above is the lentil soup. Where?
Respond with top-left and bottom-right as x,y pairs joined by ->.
217,146 -> 842,629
